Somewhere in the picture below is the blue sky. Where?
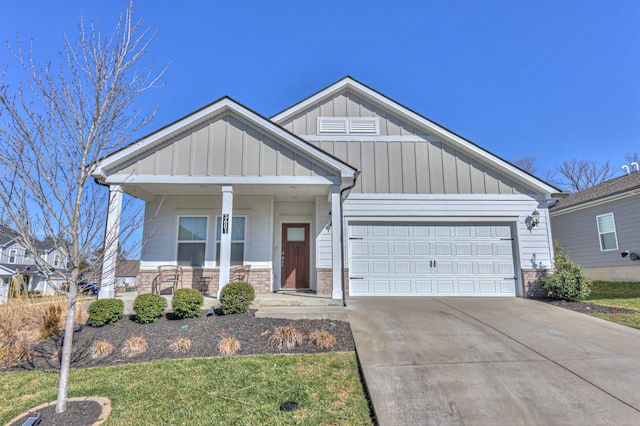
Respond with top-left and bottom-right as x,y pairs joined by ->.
2,0 -> 639,179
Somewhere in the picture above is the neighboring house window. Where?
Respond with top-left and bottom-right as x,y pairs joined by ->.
177,216 -> 207,267
24,250 -> 30,261
596,213 -> 618,251
8,249 -> 17,264
216,216 -> 245,266
53,254 -> 60,267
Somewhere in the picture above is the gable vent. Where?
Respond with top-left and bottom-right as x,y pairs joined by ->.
318,118 -> 348,134
317,117 -> 380,135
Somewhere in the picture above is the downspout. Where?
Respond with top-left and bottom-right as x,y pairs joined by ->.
339,171 -> 360,307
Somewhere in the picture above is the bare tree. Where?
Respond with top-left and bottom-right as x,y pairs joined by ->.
553,159 -> 617,192
625,152 -> 639,164
514,156 -> 539,174
0,2 -> 165,413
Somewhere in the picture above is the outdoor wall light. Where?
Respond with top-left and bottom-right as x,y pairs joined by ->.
530,210 -> 540,228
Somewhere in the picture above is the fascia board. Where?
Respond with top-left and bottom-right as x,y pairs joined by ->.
94,98 -> 355,180
273,77 -> 559,196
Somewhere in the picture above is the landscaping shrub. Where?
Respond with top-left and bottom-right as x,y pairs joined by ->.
541,239 -> 591,300
309,330 -> 336,349
133,294 -> 167,324
219,281 -> 255,315
269,325 -> 303,350
170,337 -> 191,353
90,340 -> 114,359
218,336 -> 241,356
172,288 -> 204,319
40,303 -> 63,339
87,298 -> 125,327
122,336 -> 148,357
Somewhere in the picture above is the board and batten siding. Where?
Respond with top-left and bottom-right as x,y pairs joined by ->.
278,89 -> 533,196
113,113 -> 337,179
141,195 -> 272,269
551,195 -> 639,268
342,194 -> 553,271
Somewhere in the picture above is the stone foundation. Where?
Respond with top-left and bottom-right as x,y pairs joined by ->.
522,268 -> 553,299
316,268 -> 333,296
137,266 -> 272,297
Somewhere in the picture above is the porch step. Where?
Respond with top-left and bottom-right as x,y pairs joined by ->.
254,306 -> 348,321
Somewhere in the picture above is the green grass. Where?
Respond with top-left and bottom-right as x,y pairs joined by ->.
585,281 -> 640,312
0,353 -> 372,425
584,281 -> 640,329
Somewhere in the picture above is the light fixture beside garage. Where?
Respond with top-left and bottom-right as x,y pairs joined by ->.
527,210 -> 540,230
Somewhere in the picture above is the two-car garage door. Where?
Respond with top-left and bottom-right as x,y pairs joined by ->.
348,223 -> 517,297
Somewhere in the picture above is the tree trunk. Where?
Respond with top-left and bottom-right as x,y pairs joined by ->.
56,288 -> 77,413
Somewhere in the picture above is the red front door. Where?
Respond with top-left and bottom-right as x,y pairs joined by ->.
281,224 -> 310,289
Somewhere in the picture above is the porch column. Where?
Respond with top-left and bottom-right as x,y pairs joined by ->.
99,184 -> 123,299
330,185 -> 343,300
217,185 -> 233,297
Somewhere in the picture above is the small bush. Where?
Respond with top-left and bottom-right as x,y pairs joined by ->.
309,330 -> 336,349
541,239 -> 591,300
218,336 -> 241,356
90,340 -> 114,359
133,294 -> 167,324
172,288 -> 204,319
219,282 -> 255,315
170,337 -> 191,353
40,304 -> 63,339
122,336 -> 148,357
87,298 -> 124,327
269,325 -> 303,350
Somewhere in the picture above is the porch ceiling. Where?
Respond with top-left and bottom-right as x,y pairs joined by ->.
121,182 -> 332,201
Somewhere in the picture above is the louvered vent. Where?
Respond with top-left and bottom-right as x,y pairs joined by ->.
317,117 -> 379,135
349,119 -> 378,134
318,118 -> 347,134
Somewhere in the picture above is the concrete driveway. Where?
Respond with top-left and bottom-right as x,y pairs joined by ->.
347,297 -> 640,426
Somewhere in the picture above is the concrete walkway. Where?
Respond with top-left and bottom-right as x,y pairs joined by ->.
347,297 -> 640,426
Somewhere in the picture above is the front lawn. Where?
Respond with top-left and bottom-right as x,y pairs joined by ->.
585,281 -> 640,312
585,281 -> 640,329
0,353 -> 372,425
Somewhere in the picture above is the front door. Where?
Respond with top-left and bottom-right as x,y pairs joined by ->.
281,223 -> 310,289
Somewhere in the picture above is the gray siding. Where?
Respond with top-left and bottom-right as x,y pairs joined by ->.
551,194 -> 640,268
278,89 -> 532,195
114,113 -> 337,179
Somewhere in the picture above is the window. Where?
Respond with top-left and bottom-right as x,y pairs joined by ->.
596,213 -> 618,251
24,250 -> 30,261
177,217 -> 207,267
216,216 -> 245,266
8,249 -> 16,264
53,254 -> 60,267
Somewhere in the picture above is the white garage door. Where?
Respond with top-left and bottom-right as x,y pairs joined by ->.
349,223 -> 517,297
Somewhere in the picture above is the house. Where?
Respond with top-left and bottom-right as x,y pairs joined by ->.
93,77 -> 563,300
549,167 -> 640,281
0,224 -> 68,297
115,259 -> 140,289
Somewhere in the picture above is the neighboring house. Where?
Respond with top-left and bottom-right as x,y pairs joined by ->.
93,77 -> 562,300
549,168 -> 640,281
115,259 -> 140,288
0,224 -> 69,296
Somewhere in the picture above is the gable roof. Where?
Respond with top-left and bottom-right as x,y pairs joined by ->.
0,224 -> 55,252
116,259 -> 140,277
550,171 -> 640,213
93,96 -> 356,181
273,76 -> 562,198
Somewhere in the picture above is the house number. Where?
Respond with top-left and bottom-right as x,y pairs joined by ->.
222,214 -> 229,234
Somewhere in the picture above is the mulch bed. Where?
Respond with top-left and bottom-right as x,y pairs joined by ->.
6,309 -> 354,371
539,298 -> 637,314
5,309 -> 354,425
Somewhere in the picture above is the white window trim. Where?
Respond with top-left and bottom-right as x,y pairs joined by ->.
176,215 -> 209,267
317,117 -> 380,135
53,254 -> 60,267
8,249 -> 17,264
596,212 -> 619,251
215,215 -> 247,267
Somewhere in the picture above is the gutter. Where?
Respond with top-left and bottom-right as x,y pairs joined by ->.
339,171 -> 361,307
